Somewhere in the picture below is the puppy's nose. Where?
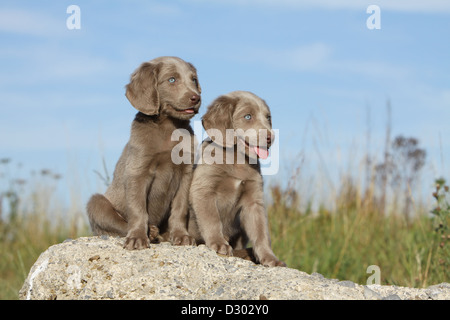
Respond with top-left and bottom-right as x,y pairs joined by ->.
266,131 -> 273,145
190,94 -> 200,105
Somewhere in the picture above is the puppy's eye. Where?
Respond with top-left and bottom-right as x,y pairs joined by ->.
244,114 -> 252,120
192,78 -> 198,86
168,77 -> 176,83
267,115 -> 271,121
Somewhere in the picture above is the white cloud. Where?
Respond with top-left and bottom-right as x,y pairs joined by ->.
239,43 -> 410,80
242,42 -> 332,72
286,43 -> 333,71
0,8 -> 64,37
376,0 -> 450,13
441,89 -> 450,105
0,43 -> 115,87
144,3 -> 182,16
328,59 -> 412,79
189,0 -> 450,13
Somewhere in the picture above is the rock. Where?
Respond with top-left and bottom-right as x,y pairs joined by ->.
18,237 -> 450,300
337,280 -> 356,288
363,285 -> 382,300
382,294 -> 401,300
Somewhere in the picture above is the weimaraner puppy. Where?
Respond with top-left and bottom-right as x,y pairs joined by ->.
87,56 -> 201,250
188,91 -> 286,267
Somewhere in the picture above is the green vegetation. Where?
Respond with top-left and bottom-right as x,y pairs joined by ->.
266,115 -> 448,287
268,179 -> 449,287
0,160 -> 89,299
0,130 -> 448,299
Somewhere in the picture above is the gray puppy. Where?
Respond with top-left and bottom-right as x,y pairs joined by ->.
188,91 -> 286,267
87,56 -> 201,250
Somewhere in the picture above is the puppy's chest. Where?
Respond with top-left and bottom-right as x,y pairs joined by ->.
149,131 -> 195,154
223,167 -> 261,195
136,120 -> 195,152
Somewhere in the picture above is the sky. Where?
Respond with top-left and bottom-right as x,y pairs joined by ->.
1,0 -> 450,211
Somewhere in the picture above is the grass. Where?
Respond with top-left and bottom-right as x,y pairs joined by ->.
0,146 -> 449,299
0,210 -> 90,299
268,177 -> 449,287
0,161 -> 90,299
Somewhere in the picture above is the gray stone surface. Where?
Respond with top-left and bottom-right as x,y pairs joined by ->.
19,236 -> 450,300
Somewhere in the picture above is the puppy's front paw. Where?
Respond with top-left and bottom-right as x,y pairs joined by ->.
170,230 -> 196,246
260,256 -> 287,267
210,241 -> 233,256
123,230 -> 150,250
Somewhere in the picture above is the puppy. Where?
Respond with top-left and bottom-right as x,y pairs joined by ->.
188,91 -> 286,267
87,56 -> 201,250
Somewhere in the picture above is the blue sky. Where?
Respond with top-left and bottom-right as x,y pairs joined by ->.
1,1 -> 450,210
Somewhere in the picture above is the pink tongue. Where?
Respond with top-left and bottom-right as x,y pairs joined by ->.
184,108 -> 194,113
253,146 -> 269,159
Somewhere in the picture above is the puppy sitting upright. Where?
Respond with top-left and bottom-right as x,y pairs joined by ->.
189,91 -> 285,267
87,56 -> 201,250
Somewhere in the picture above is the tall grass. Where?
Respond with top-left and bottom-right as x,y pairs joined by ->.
1,122 -> 449,299
265,103 -> 448,287
0,160 -> 90,299
268,173 -> 449,287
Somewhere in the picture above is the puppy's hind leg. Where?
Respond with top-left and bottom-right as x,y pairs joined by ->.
86,194 -> 128,237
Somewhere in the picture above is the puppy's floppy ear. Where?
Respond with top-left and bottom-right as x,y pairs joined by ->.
125,62 -> 160,116
188,62 -> 202,94
202,95 -> 237,147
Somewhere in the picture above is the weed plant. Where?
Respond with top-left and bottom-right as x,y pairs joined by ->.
268,176 -> 449,287
0,128 -> 448,299
0,159 -> 89,299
